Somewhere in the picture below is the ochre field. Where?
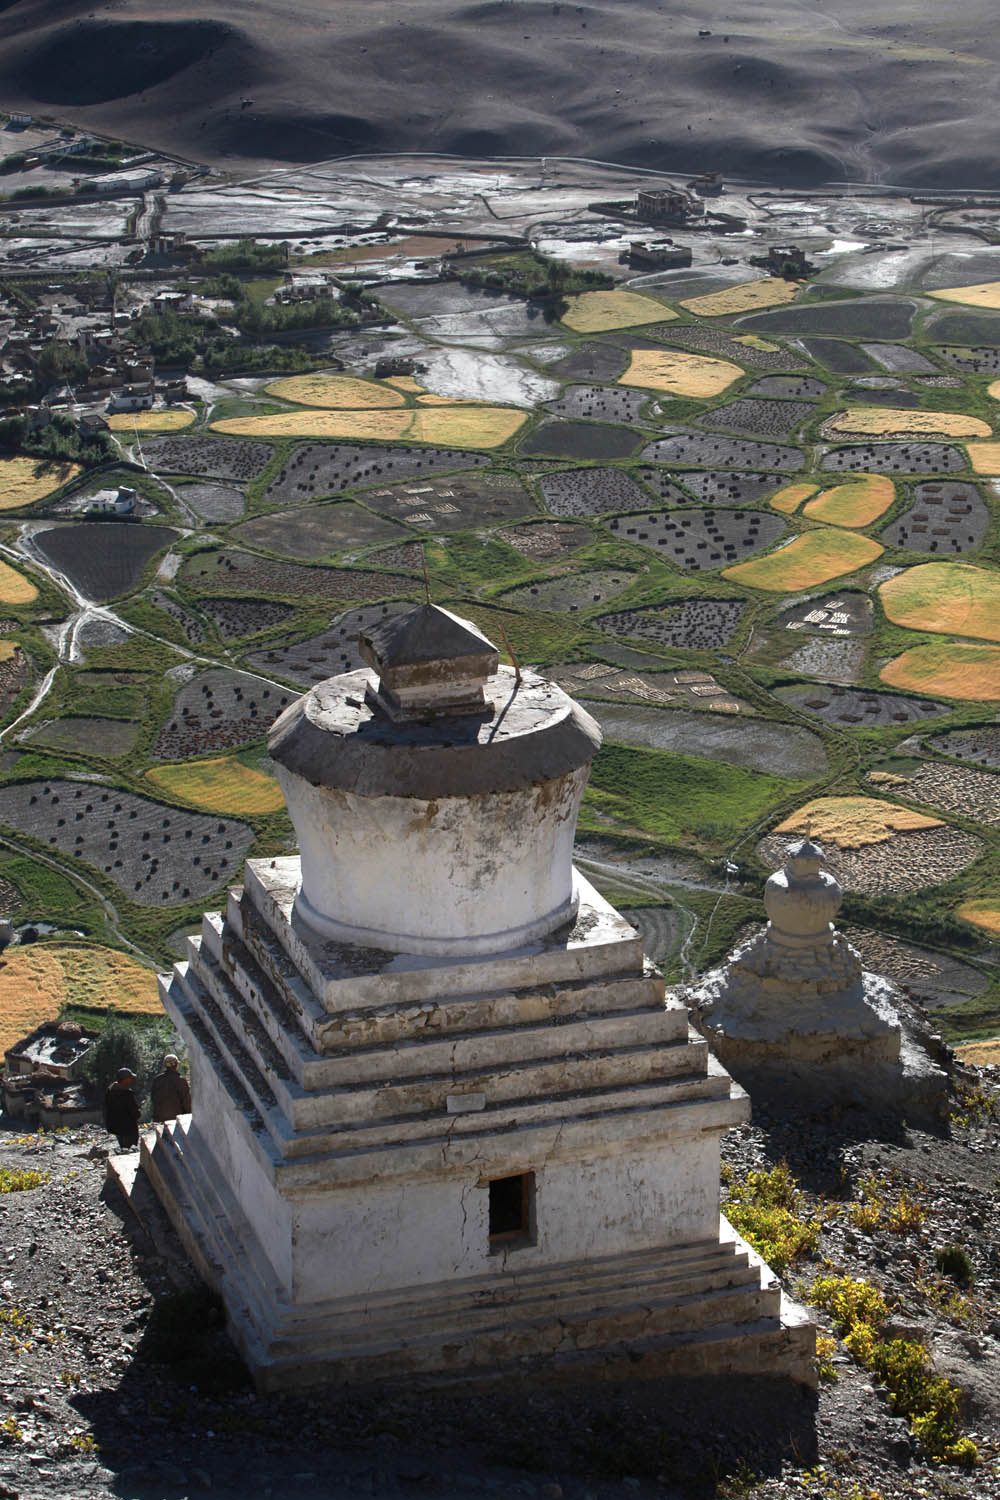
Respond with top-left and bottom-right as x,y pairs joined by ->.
956,901 -> 1000,939
0,560 -> 38,605
722,529 -> 883,591
105,409 -> 195,433
0,457 -> 81,511
264,375 -> 405,408
954,1037 -> 1000,1064
964,443 -> 1000,473
826,408 -> 991,439
679,278 -> 799,317
927,281 -> 1000,310
774,796 -> 943,849
0,942 -> 161,1051
211,407 -> 525,447
770,482 -> 817,514
879,642 -> 1000,701
802,475 -> 895,528
560,289 -> 674,332
146,756 -> 285,815
879,563 -> 1000,642
619,349 -> 743,397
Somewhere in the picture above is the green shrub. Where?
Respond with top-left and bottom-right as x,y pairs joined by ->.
722,1162 -> 821,1274
808,1274 -> 977,1466
0,1167 -> 48,1193
934,1244 -> 975,1285
81,1012 -> 174,1101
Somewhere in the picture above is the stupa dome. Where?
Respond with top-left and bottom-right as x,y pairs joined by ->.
763,837 -> 843,948
267,604 -> 602,956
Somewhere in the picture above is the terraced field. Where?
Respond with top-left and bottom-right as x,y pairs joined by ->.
723,529 -> 883,592
3,181 -> 1000,1032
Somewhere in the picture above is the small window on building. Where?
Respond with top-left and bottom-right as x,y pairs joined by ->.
488,1171 -> 534,1249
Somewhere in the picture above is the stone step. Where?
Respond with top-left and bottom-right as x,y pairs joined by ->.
171,964 -> 303,1150
274,1083 -> 747,1189
275,1065 -> 733,1163
264,1236 -> 758,1341
228,891 -> 677,1062
189,946 -> 708,1131
268,1275 -> 781,1371
159,968 -> 292,1168
243,860 -> 648,1016
269,1262 -> 773,1361
163,964 -> 743,1185
141,1120 -> 286,1352
201,910 -> 318,1084
197,923 -> 691,1095
177,940 -> 719,1140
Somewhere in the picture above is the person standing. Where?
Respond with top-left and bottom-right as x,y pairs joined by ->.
150,1053 -> 191,1123
103,1067 -> 141,1151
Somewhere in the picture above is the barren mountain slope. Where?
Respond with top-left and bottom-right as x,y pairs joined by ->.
0,0 -> 997,185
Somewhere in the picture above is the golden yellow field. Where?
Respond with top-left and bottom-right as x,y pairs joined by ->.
0,560 -> 38,605
0,641 -> 17,663
213,410 -> 411,441
956,901 -> 1000,939
385,375 -> 426,393
879,642 -> 1000,701
769,482 -> 818,514
0,942 -> 161,1051
722,529 -> 883,592
954,1038 -> 1000,1065
679,278 -> 799,317
802,474 -> 895,528
560,289 -> 675,333
619,349 -> 743,398
105,409 -> 194,433
408,407 -> 527,445
965,442 -> 1000,473
146,756 -> 284,815
264,375 -> 405,409
826,407 -> 991,439
0,457 -> 81,511
212,405 -> 524,448
927,281 -> 1000,310
879,562 -> 1000,642
774,796 -> 942,849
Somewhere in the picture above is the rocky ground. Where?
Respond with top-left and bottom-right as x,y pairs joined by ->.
2,1065 -> 1000,1500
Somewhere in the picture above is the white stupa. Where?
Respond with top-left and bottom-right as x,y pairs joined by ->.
141,605 -> 814,1390
682,838 -> 949,1115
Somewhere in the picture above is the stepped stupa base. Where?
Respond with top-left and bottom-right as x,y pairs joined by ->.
140,855 -> 815,1393
139,1116 -> 814,1391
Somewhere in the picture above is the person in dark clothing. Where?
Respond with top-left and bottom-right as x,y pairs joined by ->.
104,1067 -> 141,1150
150,1054 -> 191,1123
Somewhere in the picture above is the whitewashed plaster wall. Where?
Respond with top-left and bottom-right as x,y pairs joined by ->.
277,770 -> 589,955
288,1135 -> 718,1303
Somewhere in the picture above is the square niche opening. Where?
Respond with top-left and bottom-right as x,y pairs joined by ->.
487,1171 -> 535,1251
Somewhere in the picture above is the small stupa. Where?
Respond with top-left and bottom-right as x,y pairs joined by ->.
141,605 -> 815,1390
680,837 -> 949,1116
